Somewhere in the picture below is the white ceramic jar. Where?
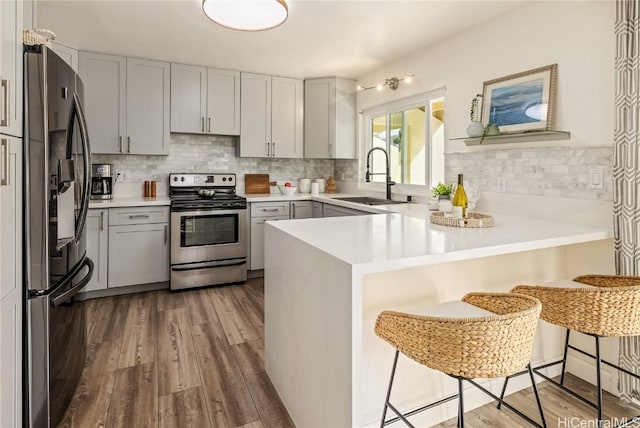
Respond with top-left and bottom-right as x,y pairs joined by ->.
299,178 -> 311,193
314,178 -> 326,193
311,182 -> 320,195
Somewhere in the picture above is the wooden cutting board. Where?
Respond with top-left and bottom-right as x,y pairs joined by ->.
244,174 -> 271,194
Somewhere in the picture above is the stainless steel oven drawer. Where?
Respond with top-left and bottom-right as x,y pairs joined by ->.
170,258 -> 247,290
109,207 -> 170,225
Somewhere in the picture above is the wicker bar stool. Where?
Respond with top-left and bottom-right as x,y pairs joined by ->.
501,275 -> 640,427
375,292 -> 546,428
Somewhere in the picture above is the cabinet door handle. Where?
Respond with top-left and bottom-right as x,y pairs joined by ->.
164,224 -> 168,244
329,142 -> 333,157
1,79 -> 9,127
1,139 -> 8,186
265,142 -> 270,156
128,214 -> 150,219
272,142 -> 276,157
201,117 -> 205,133
208,117 -> 211,133
127,136 -> 131,153
292,203 -> 296,218
261,208 -> 279,212
119,136 -> 123,153
100,211 -> 105,230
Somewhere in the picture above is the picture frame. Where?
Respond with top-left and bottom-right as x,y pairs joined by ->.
481,64 -> 558,133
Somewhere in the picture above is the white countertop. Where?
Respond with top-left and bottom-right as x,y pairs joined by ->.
88,196 -> 171,209
267,210 -> 613,273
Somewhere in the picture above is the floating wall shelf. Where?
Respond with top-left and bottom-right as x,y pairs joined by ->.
452,130 -> 571,146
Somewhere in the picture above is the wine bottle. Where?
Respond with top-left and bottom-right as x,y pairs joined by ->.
452,173 -> 468,219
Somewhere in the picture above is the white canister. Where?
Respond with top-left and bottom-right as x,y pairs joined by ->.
311,182 -> 320,195
299,178 -> 311,193
314,178 -> 326,193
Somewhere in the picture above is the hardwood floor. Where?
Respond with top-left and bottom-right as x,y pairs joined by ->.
59,278 -> 294,428
60,279 -> 640,428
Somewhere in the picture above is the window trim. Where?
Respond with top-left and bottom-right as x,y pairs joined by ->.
360,87 -> 446,195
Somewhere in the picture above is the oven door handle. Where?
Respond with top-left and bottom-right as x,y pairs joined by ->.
171,258 -> 246,272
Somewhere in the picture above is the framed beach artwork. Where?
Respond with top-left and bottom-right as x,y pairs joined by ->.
481,64 -> 558,133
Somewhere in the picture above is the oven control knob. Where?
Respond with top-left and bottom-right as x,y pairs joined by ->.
180,177 -> 185,182
173,176 -> 178,182
222,177 -> 227,182
228,176 -> 233,181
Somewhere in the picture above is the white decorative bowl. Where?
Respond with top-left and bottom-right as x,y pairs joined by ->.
278,185 -> 297,196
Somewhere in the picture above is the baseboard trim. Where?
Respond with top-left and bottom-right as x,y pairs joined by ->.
75,281 -> 169,300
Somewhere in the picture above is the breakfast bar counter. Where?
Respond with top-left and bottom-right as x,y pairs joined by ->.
263,211 -> 615,427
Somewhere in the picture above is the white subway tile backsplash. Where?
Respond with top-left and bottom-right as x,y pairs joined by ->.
92,134 -> 335,193
445,145 -> 613,200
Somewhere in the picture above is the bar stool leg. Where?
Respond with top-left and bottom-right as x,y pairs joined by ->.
497,375 -> 510,409
457,377 -> 465,428
595,336 -> 603,424
560,329 -> 571,385
527,364 -> 547,428
380,350 -> 400,428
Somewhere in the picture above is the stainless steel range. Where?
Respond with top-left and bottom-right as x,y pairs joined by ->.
169,173 -> 247,290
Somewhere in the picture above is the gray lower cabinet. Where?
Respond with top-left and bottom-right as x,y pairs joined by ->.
312,201 -> 323,218
250,215 -> 288,270
108,222 -> 170,288
322,203 -> 369,217
80,206 -> 170,293
249,201 -> 291,270
81,209 -> 109,292
291,201 -> 313,219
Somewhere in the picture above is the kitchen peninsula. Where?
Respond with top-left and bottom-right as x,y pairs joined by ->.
263,208 -> 614,427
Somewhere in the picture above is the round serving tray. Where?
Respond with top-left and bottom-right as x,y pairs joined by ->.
430,211 -> 494,228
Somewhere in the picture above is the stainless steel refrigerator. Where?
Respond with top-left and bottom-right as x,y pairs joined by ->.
24,45 -> 94,428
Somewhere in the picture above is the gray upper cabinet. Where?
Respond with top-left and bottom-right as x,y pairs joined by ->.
79,52 -> 170,155
240,73 -> 272,157
79,52 -> 126,154
271,76 -> 304,158
170,64 -> 240,136
207,68 -> 240,135
304,77 -> 356,159
50,42 -> 79,73
240,72 -> 303,158
126,57 -> 170,155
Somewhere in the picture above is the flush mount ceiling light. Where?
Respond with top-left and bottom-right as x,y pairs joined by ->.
202,0 -> 289,31
358,74 -> 415,91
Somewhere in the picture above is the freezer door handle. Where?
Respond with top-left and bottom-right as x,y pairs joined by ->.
51,258 -> 94,306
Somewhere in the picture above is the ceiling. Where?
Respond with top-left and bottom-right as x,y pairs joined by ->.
37,0 -> 525,80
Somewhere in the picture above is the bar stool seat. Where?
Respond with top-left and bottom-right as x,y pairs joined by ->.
503,275 -> 640,427
375,292 -> 546,428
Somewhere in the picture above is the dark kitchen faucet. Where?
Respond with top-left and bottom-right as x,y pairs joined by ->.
365,147 -> 395,200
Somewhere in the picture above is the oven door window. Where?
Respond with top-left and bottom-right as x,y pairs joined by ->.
181,214 -> 238,247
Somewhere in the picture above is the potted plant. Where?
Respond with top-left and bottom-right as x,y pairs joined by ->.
432,182 -> 454,200
467,94 -> 484,138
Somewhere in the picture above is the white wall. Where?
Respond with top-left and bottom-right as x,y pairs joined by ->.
356,1 -> 615,153
347,1 -> 615,224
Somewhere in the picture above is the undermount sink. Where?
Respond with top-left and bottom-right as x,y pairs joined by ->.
333,196 -> 407,206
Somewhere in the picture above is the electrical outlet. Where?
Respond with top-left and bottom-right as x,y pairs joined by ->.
588,166 -> 604,190
497,176 -> 507,193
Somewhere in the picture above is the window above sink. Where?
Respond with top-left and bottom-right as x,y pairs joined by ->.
362,88 -> 446,191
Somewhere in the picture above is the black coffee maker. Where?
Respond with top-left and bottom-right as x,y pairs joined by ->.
90,164 -> 114,200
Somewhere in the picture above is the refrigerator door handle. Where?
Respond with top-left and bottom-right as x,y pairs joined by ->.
51,257 -> 94,306
70,92 -> 92,243
29,253 -> 88,298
